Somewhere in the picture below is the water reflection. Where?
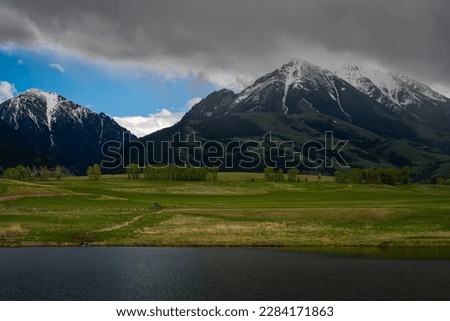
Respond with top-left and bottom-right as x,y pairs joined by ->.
0,247 -> 449,300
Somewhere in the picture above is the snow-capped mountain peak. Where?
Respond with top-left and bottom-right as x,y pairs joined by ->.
25,88 -> 66,105
281,59 -> 324,74
230,59 -> 334,111
0,88 -> 120,144
11,88 -> 100,132
336,64 -> 449,110
24,88 -> 66,130
187,59 -> 450,128
189,59 -> 354,120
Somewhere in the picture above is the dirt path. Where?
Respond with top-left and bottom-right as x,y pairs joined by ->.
96,214 -> 145,232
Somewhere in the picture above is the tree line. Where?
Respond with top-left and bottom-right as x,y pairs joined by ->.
124,164 -> 219,181
264,167 -> 300,182
436,177 -> 450,185
84,164 -> 218,181
0,163 -> 217,182
3,163 -> 443,186
334,167 -> 411,185
2,165 -> 63,181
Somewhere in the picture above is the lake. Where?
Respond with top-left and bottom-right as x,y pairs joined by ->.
0,247 -> 449,300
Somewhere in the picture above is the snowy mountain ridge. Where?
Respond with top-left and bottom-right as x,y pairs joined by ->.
143,59 -> 450,179
336,64 -> 449,111
12,88 -> 97,131
186,59 -> 450,129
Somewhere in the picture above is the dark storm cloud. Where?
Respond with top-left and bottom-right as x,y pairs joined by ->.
0,0 -> 449,90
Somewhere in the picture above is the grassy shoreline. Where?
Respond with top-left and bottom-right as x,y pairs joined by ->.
1,173 -> 450,248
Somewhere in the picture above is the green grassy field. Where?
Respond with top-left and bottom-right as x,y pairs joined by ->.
0,172 -> 449,248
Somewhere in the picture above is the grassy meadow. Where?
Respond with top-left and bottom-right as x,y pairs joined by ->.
0,172 -> 450,248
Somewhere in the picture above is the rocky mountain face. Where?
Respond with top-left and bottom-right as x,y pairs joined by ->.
142,60 -> 450,180
0,89 -> 130,174
0,117 -> 55,171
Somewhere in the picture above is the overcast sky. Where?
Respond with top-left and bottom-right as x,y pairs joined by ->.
0,0 -> 449,134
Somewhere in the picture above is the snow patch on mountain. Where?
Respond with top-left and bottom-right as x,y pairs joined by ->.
72,107 -> 90,125
27,108 -> 42,130
327,75 -> 351,120
25,89 -> 62,130
12,98 -> 20,129
233,79 -> 276,105
99,116 -> 104,143
43,92 -> 58,130
281,60 -> 302,114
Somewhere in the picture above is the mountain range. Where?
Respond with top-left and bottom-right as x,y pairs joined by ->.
1,59 -> 450,179
141,60 -> 450,180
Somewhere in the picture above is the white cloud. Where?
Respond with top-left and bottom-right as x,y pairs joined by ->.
17,59 -> 24,65
114,108 -> 185,137
0,81 -> 17,103
186,97 -> 202,109
49,63 -> 64,73
113,96 -> 204,137
2,1 -> 450,93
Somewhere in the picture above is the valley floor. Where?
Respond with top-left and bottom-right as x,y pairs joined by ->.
0,173 -> 449,248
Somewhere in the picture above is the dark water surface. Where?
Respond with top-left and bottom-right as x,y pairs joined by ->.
0,247 -> 449,300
